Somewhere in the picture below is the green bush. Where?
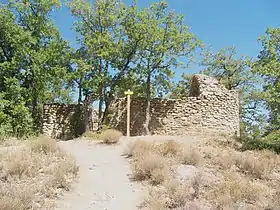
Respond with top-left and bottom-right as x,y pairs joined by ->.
242,131 -> 280,154
0,79 -> 33,139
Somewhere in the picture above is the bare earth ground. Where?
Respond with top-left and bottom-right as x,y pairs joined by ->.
55,137 -> 148,210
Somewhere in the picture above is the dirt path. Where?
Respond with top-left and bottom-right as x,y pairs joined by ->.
55,138 -> 146,210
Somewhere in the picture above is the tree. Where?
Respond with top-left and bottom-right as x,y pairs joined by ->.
0,4 -> 35,137
254,28 -> 280,133
169,73 -> 192,99
69,0 -> 148,129
0,1 -> 72,136
134,1 -> 201,134
8,0 -> 73,126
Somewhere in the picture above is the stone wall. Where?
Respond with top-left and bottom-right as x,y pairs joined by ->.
42,74 -> 240,139
110,74 -> 240,136
42,104 -> 98,140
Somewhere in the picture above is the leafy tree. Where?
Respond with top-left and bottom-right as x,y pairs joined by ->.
0,1 -> 72,137
1,78 -> 33,137
0,4 -> 34,137
169,73 -> 192,99
254,28 -> 280,133
134,1 -> 201,134
201,47 -> 254,90
69,0 -> 147,129
8,0 -> 72,126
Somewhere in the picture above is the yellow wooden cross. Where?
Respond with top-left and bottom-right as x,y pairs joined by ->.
124,89 -> 134,95
124,89 -> 133,137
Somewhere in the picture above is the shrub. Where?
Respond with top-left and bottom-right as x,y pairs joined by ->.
0,183 -> 34,210
146,179 -> 192,209
123,140 -> 155,158
100,129 -> 122,144
0,140 -> 78,209
242,131 -> 280,154
216,151 -> 236,170
0,123 -> 13,143
46,156 -> 79,191
82,131 -> 100,140
30,136 -> 57,154
179,146 -> 202,166
131,154 -> 168,183
234,152 -> 274,179
212,172 -> 263,208
0,86 -> 33,139
159,140 -> 181,157
4,149 -> 41,178
150,167 -> 171,185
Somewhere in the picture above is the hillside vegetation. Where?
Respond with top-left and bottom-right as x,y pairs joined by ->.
124,135 -> 280,209
0,136 -> 78,209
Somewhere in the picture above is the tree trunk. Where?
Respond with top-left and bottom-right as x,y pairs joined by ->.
84,93 -> 93,132
32,93 -> 39,128
78,81 -> 82,103
97,60 -> 105,131
101,90 -> 113,126
97,88 -> 103,131
143,71 -> 151,135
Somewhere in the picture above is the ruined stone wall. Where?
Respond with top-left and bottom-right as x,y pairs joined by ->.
110,74 -> 240,136
42,74 -> 240,139
42,104 -> 98,140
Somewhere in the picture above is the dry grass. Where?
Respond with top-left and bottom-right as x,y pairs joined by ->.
100,129 -> 122,144
234,154 -> 266,179
213,147 -> 280,179
0,183 -> 35,210
30,135 -> 57,154
145,179 -> 194,209
82,131 -> 100,140
159,140 -> 181,157
0,136 -> 78,209
150,167 -> 171,186
125,139 -> 202,166
128,135 -> 280,210
212,172 -> 264,209
215,150 -> 236,170
123,140 -> 155,158
132,153 -> 170,185
178,146 -> 202,166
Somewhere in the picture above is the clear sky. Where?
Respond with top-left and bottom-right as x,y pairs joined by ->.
48,0 -> 280,74
2,0 -> 280,73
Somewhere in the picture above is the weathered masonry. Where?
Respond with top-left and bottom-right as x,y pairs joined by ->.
110,74 -> 240,136
42,104 -> 98,140
42,74 -> 240,139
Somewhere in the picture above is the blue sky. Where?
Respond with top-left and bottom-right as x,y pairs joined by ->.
2,0 -> 279,74
48,0 -> 280,75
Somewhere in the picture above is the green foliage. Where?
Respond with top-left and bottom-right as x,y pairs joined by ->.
0,78 -> 33,138
135,1 -> 201,93
0,1 -> 72,138
242,131 -> 280,154
69,0 -> 145,127
201,47 -> 253,90
170,73 -> 192,99
254,28 -> 280,132
1,0 -> 277,146
130,0 -> 201,133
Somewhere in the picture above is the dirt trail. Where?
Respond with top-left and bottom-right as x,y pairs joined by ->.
55,138 -> 146,210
